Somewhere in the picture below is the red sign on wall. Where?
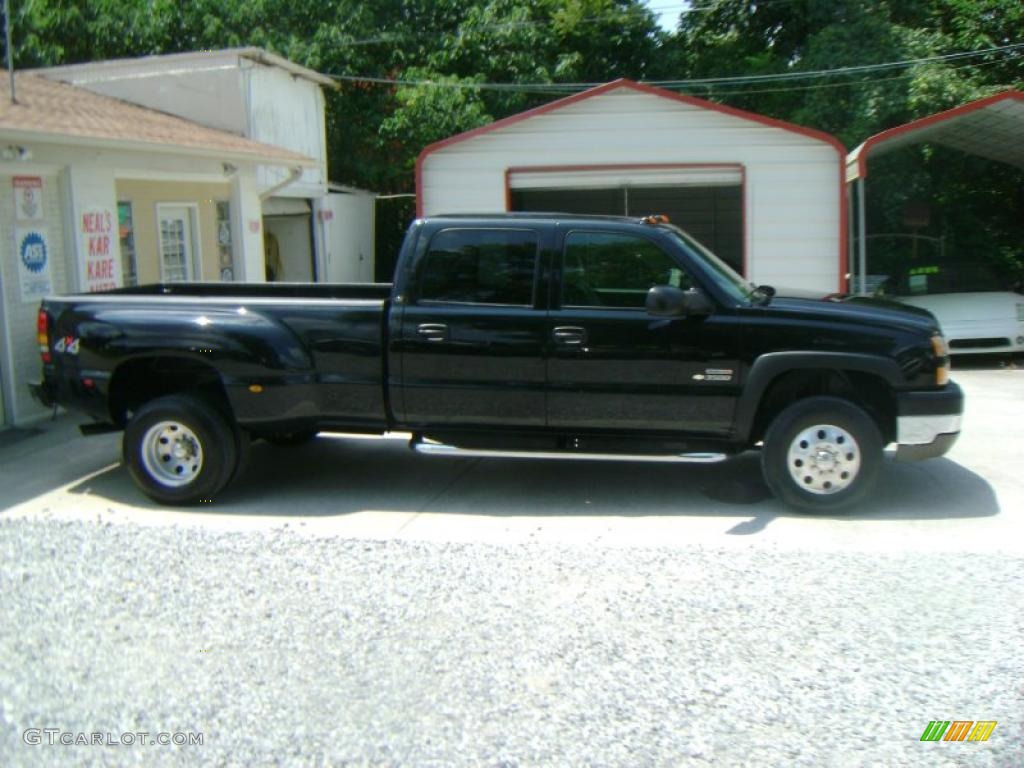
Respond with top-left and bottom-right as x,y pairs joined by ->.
80,208 -> 119,292
13,176 -> 44,220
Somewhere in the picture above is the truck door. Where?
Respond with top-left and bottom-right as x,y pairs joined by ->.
546,228 -> 740,435
397,226 -> 548,428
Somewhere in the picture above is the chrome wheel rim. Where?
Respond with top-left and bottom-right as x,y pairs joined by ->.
141,421 -> 204,488
786,424 -> 860,495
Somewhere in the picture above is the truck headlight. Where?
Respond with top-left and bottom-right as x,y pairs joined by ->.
931,334 -> 950,386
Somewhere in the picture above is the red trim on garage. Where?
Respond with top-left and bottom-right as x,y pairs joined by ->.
854,90 -> 1024,182
503,162 -> 751,276
838,171 -> 848,293
415,78 -> 848,291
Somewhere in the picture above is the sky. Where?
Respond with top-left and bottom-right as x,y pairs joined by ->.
644,1 -> 687,32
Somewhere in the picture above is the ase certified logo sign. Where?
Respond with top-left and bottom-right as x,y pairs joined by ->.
19,231 -> 48,273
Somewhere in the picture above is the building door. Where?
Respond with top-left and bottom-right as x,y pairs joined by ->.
262,197 -> 315,282
320,192 -> 376,284
263,215 -> 314,281
157,205 -> 197,282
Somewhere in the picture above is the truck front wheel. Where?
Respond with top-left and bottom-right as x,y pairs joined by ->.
761,396 -> 883,512
124,394 -> 238,505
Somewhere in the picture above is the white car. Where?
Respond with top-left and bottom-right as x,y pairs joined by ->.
877,263 -> 1024,355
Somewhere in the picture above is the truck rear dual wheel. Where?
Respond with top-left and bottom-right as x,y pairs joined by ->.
123,394 -> 239,505
761,396 -> 883,512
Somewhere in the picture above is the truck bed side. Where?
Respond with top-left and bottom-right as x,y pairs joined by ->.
40,288 -> 391,433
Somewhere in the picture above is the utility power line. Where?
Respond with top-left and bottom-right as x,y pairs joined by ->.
648,42 -> 1024,87
697,56 -> 1019,97
326,40 -> 1024,92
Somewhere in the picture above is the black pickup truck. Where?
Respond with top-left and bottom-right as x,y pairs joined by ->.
31,213 -> 962,510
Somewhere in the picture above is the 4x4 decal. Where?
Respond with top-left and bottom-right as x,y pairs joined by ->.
53,336 -> 80,355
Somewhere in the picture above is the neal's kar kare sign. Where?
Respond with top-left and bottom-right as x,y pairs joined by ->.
80,207 -> 120,292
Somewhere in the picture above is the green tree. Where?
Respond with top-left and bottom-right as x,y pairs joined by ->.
668,0 -> 1023,277
6,0 -> 1022,275
5,0 -> 664,192
668,0 -> 1021,144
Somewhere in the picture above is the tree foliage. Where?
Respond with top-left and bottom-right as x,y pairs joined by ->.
6,0 -> 665,192
669,0 -> 1021,143
5,0 -> 1023,275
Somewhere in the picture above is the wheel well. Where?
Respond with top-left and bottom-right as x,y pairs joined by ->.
108,356 -> 233,427
750,369 -> 896,445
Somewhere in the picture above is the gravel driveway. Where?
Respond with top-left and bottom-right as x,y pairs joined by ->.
1,520 -> 1021,767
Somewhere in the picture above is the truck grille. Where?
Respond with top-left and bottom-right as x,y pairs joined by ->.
949,337 -> 1010,349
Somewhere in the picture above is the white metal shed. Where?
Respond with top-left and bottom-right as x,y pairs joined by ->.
846,89 -> 1024,295
417,79 -> 847,292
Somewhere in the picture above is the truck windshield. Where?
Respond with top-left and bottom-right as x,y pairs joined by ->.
662,225 -> 757,305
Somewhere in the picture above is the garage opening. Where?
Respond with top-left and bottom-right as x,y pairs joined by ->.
846,90 -> 1024,355
508,166 -> 744,273
262,197 -> 315,282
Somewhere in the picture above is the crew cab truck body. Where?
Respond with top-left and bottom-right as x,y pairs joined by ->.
31,214 -> 963,510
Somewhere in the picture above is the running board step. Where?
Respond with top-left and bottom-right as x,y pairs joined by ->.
412,441 -> 728,464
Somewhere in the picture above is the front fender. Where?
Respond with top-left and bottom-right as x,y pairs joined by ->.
733,352 -> 904,443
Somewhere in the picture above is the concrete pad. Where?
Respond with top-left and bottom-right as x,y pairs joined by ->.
1,368 -> 1021,553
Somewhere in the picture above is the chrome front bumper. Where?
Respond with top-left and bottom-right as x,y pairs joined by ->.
897,413 -> 962,445
895,382 -> 963,461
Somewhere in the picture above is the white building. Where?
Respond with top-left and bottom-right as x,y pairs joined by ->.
0,70 -> 317,428
37,48 -> 374,284
417,79 -> 847,292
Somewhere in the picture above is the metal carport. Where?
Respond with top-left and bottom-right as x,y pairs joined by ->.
846,90 -> 1024,294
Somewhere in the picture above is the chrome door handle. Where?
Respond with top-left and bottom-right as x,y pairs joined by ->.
417,323 -> 448,342
553,326 -> 587,345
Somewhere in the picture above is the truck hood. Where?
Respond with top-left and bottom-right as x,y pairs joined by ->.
762,287 -> 940,335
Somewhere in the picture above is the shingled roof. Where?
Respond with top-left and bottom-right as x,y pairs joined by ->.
0,70 -> 317,166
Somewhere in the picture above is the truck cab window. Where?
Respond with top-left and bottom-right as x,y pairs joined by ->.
562,231 -> 691,309
419,228 -> 539,305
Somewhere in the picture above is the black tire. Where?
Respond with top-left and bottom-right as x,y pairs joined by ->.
262,429 -> 318,447
761,396 -> 883,512
123,394 -> 238,505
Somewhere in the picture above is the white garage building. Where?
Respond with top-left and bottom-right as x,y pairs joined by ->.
417,79 -> 848,292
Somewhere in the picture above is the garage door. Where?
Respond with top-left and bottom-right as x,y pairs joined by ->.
509,166 -> 744,273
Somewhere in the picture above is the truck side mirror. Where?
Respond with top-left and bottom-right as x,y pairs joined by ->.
646,285 -> 713,317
